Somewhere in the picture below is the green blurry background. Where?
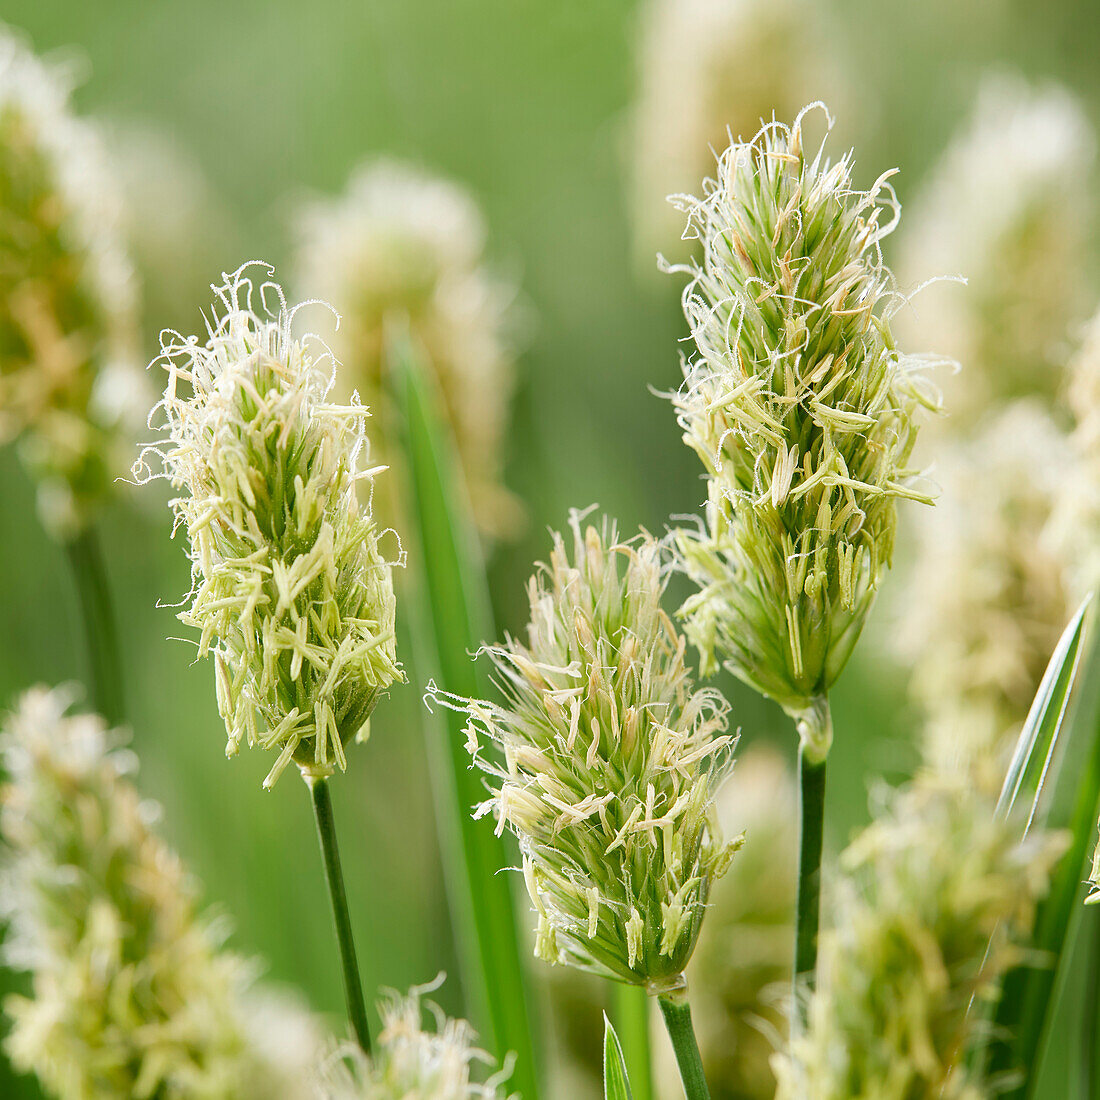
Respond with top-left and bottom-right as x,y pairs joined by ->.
2,1 -> 1100,1096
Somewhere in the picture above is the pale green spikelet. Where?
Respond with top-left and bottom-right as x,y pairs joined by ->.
666,106 -> 936,755
293,161 -> 520,537
896,75 -> 1094,421
134,263 -> 403,788
773,779 -> 1067,1100
896,401 -> 1075,792
0,25 -> 145,537
315,979 -> 511,1099
631,0 -> 848,265
427,510 -> 740,990
0,686 -> 322,1100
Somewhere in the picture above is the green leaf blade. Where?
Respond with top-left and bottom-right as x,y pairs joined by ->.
604,1014 -> 635,1100
390,336 -> 541,1100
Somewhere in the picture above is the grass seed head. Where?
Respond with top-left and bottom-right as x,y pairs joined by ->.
0,24 -> 144,537
428,510 -> 740,990
135,263 -> 403,788
666,105 -> 937,755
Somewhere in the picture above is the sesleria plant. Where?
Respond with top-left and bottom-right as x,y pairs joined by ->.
315,979 -> 512,1099
293,160 -> 519,538
664,104 -> 937,1009
0,685 -> 322,1100
135,262 -> 403,1053
0,25 -> 146,725
895,75 -> 1094,422
897,401 -> 1076,793
429,510 -> 740,1099
773,779 -> 1067,1099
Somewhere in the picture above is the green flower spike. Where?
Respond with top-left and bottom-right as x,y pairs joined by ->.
666,104 -> 937,758
135,263 -> 403,789
429,510 -> 741,992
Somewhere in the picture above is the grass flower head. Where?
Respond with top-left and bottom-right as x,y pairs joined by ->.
429,510 -> 740,991
896,75 -> 1094,419
294,161 -> 519,537
135,264 -> 403,788
0,25 -> 143,537
0,686 -> 288,1099
897,401 -> 1073,792
667,105 -> 936,755
774,779 -> 1067,1099
316,979 -> 511,1099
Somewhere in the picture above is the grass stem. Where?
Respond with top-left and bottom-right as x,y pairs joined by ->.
308,774 -> 371,1054
658,991 -> 710,1100
63,525 -> 124,727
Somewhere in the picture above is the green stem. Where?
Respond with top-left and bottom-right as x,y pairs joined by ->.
658,991 -> 710,1100
793,738 -> 828,1029
307,774 -> 371,1054
613,982 -> 653,1100
63,525 -> 124,726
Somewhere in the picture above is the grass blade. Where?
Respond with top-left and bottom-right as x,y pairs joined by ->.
996,597 -> 1090,827
604,1014 -> 635,1100
389,336 -> 541,1100
985,595 -> 1100,1096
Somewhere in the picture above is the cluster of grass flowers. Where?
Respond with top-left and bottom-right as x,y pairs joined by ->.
431,511 -> 740,991
134,265 -> 403,789
896,402 -> 1074,791
293,161 -> 519,537
0,24 -> 144,538
316,980 -> 511,1099
631,0 -> 846,264
665,105 -> 936,754
0,686 -> 320,1100
896,76 -> 1094,420
774,780 -> 1067,1099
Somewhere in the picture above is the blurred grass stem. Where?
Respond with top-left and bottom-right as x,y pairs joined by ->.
63,525 -> 124,726
308,774 -> 371,1054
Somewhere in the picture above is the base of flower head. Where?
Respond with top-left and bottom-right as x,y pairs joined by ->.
298,761 -> 337,785
645,972 -> 687,999
790,695 -> 833,763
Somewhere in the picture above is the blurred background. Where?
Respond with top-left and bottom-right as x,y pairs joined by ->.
2,0 -> 1099,1096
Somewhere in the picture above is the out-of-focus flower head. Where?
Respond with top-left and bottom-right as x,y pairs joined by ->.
773,779 -> 1067,1099
293,161 -> 520,538
0,685 -> 322,1099
315,978 -> 512,1099
631,0 -> 848,266
428,510 -> 740,991
1049,306 -> 1100,598
896,75 -> 1095,421
134,263 -> 403,789
0,24 -> 145,537
896,401 -> 1073,792
664,742 -> 796,1099
667,105 -> 937,757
